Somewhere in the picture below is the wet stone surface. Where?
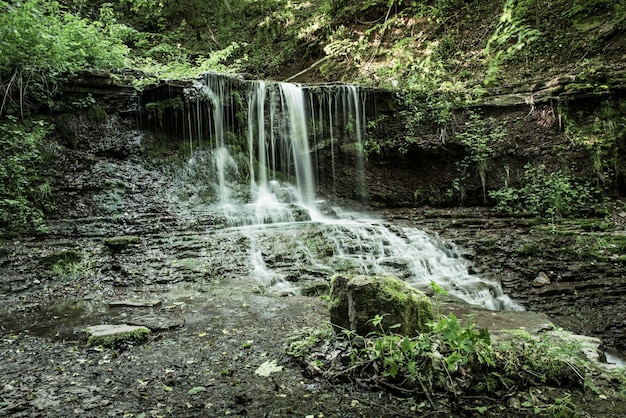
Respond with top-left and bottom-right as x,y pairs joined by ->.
2,202 -> 626,417
377,207 -> 626,356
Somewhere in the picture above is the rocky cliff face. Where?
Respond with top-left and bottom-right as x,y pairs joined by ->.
361,71 -> 626,208
130,70 -> 626,210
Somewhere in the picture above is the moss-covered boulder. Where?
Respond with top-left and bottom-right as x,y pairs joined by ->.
329,274 -> 433,336
102,235 -> 140,252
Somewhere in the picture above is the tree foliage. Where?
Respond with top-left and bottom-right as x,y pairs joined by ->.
0,0 -> 128,75
0,0 -> 129,116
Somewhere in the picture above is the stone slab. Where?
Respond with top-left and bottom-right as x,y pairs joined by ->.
108,300 -> 162,308
85,324 -> 149,338
128,314 -> 184,331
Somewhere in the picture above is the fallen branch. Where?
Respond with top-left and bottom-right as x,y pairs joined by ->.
283,56 -> 331,82
1,69 -> 18,117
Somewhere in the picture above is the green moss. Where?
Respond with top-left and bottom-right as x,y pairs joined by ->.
378,276 -> 410,303
377,276 -> 433,332
335,275 -> 433,336
87,327 -> 150,348
102,235 -> 140,252
556,219 -> 615,232
87,105 -> 108,123
515,242 -> 542,257
609,234 -> 626,250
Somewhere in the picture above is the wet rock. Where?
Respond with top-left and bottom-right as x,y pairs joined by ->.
533,271 -> 550,287
128,314 -> 184,331
102,236 -> 140,252
329,274 -> 433,336
300,279 -> 330,296
109,299 -> 162,308
546,329 -> 604,364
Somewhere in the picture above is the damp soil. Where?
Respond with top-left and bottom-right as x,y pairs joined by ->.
0,279 -> 624,418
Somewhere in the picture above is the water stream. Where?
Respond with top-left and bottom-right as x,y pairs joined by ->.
178,73 -> 522,311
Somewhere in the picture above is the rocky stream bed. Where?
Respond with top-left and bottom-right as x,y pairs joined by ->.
2,202 -> 626,417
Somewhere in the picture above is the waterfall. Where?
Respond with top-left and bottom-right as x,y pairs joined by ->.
176,72 -> 521,311
279,83 -> 316,208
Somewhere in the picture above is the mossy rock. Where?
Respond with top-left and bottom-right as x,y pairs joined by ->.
329,274 -> 433,336
102,236 -> 140,252
85,324 -> 150,348
329,274 -> 351,330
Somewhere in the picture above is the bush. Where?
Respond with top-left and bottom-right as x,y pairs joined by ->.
0,0 -> 129,116
0,117 -> 54,232
489,164 -> 597,218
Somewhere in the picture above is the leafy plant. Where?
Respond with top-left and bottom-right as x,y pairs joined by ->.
287,314 -> 610,417
561,99 -> 626,190
430,312 -> 495,371
457,112 -> 507,203
0,117 -> 54,232
489,164 -> 597,219
0,0 -> 130,117
483,0 -> 541,85
286,325 -> 334,358
132,41 -> 243,88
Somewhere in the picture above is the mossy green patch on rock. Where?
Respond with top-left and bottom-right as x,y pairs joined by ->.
329,274 -> 351,330
85,324 -> 150,348
102,235 -> 140,252
329,274 -> 433,336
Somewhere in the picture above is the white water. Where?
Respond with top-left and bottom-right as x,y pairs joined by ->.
320,217 -> 521,311
605,351 -> 626,367
180,72 -> 522,311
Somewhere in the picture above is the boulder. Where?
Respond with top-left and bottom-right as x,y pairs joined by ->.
329,274 -> 433,336
533,271 -> 550,287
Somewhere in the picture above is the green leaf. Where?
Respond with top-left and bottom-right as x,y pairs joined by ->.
254,359 -> 283,377
400,337 -> 413,352
162,385 -> 173,392
445,352 -> 462,370
187,386 -> 207,395
475,406 -> 489,414
430,280 -> 449,296
479,328 -> 491,344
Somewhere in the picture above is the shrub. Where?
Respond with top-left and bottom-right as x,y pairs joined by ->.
489,164 -> 597,218
0,117 -> 54,232
0,0 -> 129,116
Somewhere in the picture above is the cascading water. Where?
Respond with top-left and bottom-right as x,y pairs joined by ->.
179,72 -> 522,311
